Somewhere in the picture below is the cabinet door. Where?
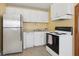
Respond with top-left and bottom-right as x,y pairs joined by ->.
23,32 -> 27,49
23,32 -> 34,49
66,3 -> 73,15
5,7 -> 21,15
21,9 -> 31,22
34,32 -> 42,46
34,32 -> 47,46
51,3 -> 73,20
40,32 -> 44,45
22,9 -> 48,22
41,32 -> 46,45
37,11 -> 48,22
51,3 -> 67,20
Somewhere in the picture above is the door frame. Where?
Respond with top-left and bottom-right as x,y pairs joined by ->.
74,3 -> 79,56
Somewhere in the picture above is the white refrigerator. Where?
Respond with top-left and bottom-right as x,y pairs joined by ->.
3,14 -> 23,55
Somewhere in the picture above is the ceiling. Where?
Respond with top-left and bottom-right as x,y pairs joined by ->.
7,3 -> 52,11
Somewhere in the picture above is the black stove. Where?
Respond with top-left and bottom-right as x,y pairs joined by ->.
46,27 -> 72,55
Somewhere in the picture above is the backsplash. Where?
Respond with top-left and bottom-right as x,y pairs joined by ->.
23,22 -> 48,32
48,19 -> 73,32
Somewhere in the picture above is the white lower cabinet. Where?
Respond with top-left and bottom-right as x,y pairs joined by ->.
41,32 -> 46,45
34,32 -> 42,46
23,32 -> 47,49
23,32 -> 34,49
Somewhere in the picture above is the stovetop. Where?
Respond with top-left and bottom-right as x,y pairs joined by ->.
49,32 -> 67,35
54,32 -> 66,35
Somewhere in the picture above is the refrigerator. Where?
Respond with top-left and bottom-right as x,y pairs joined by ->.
0,16 -> 3,55
3,14 -> 23,55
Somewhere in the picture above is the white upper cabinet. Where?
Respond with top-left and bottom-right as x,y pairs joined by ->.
5,7 -> 48,22
51,3 -> 73,21
5,7 -> 21,15
22,9 -> 48,22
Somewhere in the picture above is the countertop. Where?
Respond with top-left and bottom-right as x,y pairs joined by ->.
23,31 -> 49,32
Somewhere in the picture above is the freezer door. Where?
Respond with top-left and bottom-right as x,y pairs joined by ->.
3,28 -> 22,55
3,14 -> 21,27
3,20 -> 20,27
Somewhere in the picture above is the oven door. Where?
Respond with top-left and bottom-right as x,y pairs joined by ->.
46,33 -> 59,55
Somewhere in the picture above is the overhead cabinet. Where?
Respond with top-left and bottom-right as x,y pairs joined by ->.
51,3 -> 73,20
22,9 -> 48,22
5,7 -> 48,22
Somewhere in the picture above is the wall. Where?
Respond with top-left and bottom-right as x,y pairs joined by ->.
23,22 -> 48,32
0,4 -> 6,15
50,20 -> 73,32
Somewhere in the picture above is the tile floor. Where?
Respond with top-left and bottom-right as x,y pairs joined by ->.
6,46 -> 51,56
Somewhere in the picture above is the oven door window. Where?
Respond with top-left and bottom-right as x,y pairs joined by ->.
48,35 -> 53,45
53,35 -> 59,55
46,33 -> 59,55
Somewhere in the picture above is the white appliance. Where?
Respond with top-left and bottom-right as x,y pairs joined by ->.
3,14 -> 23,55
46,27 -> 72,56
